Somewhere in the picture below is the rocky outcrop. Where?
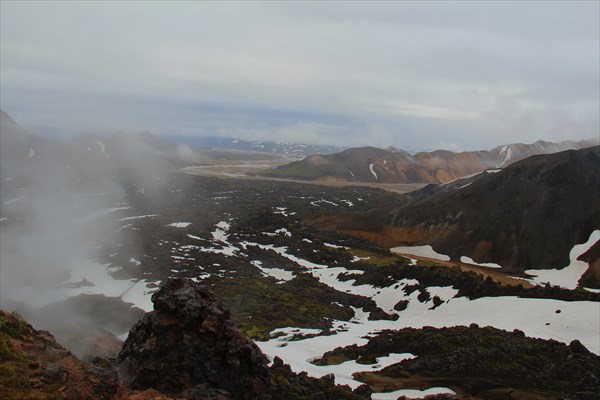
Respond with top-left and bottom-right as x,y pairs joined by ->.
0,309 -> 153,400
115,278 -> 270,399
1,284 -> 370,400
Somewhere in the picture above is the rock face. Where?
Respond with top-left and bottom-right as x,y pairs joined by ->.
115,278 -> 270,399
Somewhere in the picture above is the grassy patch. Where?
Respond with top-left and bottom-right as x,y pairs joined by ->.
209,273 -> 374,341
0,312 -> 31,339
0,333 -> 25,361
347,249 -> 404,266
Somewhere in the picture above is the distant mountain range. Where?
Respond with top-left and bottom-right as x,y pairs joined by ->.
307,146 -> 600,285
164,135 -> 345,158
261,139 -> 599,184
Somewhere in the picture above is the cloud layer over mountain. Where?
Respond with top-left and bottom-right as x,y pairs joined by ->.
1,1 -> 598,150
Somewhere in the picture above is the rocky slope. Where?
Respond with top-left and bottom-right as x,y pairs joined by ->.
262,139 -> 598,184
1,279 -> 370,400
4,279 -> 597,400
115,277 -> 370,400
307,147 -> 600,284
0,309 -> 167,400
315,325 -> 600,400
15,294 -> 145,358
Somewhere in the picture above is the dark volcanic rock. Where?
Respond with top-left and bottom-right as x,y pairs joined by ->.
115,278 -> 270,399
318,325 -> 600,399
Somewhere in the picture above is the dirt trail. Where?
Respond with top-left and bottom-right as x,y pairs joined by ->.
393,252 -> 533,288
180,159 -> 425,194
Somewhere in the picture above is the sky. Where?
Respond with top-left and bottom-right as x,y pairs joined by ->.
1,1 -> 598,151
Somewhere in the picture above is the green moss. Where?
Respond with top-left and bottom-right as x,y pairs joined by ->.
0,312 -> 30,339
0,363 -> 17,377
209,273 -> 362,340
240,325 -> 272,341
0,362 -> 27,388
348,249 -> 405,266
415,259 -> 440,267
0,333 -> 25,361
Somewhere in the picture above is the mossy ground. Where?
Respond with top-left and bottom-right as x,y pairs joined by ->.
347,248 -> 404,266
208,272 -> 371,340
0,312 -> 55,400
317,325 -> 600,399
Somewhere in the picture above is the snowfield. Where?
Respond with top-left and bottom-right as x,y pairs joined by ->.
7,200 -> 597,395
258,293 -> 599,394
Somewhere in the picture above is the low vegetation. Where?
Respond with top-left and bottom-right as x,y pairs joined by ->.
316,325 -> 600,399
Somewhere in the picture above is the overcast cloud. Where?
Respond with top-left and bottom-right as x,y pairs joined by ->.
1,1 -> 598,150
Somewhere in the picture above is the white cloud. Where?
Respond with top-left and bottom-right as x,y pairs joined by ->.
1,1 -> 598,150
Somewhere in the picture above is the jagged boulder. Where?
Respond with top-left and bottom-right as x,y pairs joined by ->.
115,278 -> 270,399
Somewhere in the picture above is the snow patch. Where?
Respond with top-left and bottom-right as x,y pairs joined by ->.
460,256 -> 502,269
391,245 -> 451,262
95,141 -> 109,159
275,228 -> 292,237
372,387 -> 456,400
273,207 -> 296,217
120,214 -> 159,221
498,146 -> 512,167
251,260 -> 294,283
525,230 -> 600,289
167,222 -> 192,228
211,221 -> 231,242
310,200 -> 339,207
324,243 -> 349,249
369,163 -> 378,180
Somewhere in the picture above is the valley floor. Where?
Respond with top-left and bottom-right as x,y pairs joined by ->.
2,172 -> 598,399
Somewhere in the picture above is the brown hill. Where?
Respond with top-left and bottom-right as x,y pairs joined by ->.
262,139 -> 598,184
306,147 -> 600,286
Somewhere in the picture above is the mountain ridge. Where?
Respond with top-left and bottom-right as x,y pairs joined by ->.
262,139 -> 599,184
306,146 -> 600,284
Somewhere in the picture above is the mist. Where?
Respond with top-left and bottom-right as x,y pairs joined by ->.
0,110 -> 189,355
